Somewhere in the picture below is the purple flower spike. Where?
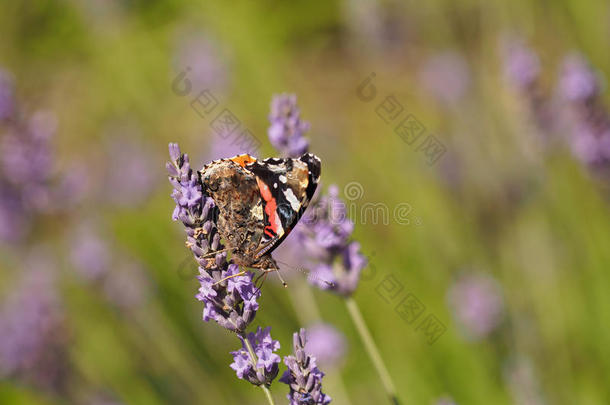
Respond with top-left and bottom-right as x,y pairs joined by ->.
447,273 -> 504,340
300,185 -> 367,296
557,54 -> 610,171
167,143 -> 260,332
280,328 -> 331,404
502,38 -> 540,89
419,51 -> 471,105
0,95 -> 64,243
268,94 -> 310,158
0,266 -> 70,393
559,53 -> 599,102
230,327 -> 281,386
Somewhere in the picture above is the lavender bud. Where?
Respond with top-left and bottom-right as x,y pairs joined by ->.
268,94 -> 310,158
280,328 -> 331,404
230,327 -> 281,386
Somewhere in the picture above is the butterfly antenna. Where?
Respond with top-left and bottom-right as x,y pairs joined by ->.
267,261 -> 287,288
275,259 -> 335,288
276,268 -> 288,288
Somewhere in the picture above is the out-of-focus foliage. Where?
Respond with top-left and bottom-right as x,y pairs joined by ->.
1,0 -> 610,404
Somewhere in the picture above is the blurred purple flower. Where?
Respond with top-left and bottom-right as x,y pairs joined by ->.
103,258 -> 150,310
280,328 -> 331,405
558,53 -> 610,170
69,222 -> 110,281
0,189 -> 27,243
103,134 -> 158,208
419,51 -> 471,105
502,38 -> 541,89
559,53 -> 599,102
0,265 -> 70,393
205,136 -> 248,161
54,161 -> 91,210
447,273 -> 504,340
0,68 -> 15,120
304,323 -> 346,368
301,185 -> 367,296
1,111 -> 56,212
168,143 -> 260,332
230,326 -> 280,386
268,94 -> 310,158
173,32 -> 229,93
0,105 -> 63,244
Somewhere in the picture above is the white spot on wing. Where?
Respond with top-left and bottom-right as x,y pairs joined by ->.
279,175 -> 287,183
284,188 -> 301,212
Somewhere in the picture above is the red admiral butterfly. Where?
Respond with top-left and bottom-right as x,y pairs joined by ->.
200,153 -> 321,280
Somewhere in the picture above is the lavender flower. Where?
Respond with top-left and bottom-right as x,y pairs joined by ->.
0,111 -> 56,212
500,38 -> 556,136
0,265 -> 69,393
173,31 -> 230,94
230,326 -> 281,386
280,328 -> 331,405
268,94 -> 310,158
559,53 -> 599,102
558,53 -> 610,169
103,133 -> 158,208
195,263 -> 260,331
0,189 -> 27,243
0,107 -> 60,244
502,38 -> 541,90
300,185 -> 367,296
0,68 -> 14,120
447,273 -> 504,340
167,143 -> 260,332
69,222 -> 110,281
304,323 -> 346,369
419,51 -> 471,105
103,258 -> 150,310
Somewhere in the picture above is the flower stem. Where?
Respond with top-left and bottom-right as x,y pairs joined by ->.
241,335 -> 277,405
345,297 -> 400,405
260,386 -> 277,405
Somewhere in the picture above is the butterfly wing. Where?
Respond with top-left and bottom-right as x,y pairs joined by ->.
246,153 -> 321,256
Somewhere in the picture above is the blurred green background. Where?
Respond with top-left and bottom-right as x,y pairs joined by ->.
1,0 -> 610,404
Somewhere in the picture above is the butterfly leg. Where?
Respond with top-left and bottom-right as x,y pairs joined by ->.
213,269 -> 247,286
252,258 -> 287,288
195,247 -> 231,259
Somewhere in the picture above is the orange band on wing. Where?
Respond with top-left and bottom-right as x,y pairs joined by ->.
256,178 -> 280,236
229,154 -> 257,168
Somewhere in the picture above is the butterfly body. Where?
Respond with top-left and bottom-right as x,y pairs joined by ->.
200,153 -> 321,271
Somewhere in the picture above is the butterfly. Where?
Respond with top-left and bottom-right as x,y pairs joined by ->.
200,153 -> 321,278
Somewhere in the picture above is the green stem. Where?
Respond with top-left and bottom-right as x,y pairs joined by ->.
260,386 -> 277,405
345,297 -> 400,405
242,334 -> 277,405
